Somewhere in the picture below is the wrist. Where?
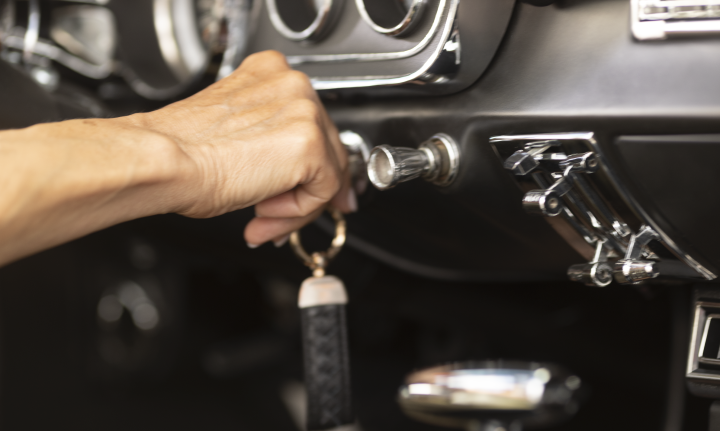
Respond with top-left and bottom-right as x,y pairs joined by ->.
107,113 -> 199,217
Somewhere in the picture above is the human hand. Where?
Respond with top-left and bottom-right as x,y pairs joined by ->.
128,51 -> 355,247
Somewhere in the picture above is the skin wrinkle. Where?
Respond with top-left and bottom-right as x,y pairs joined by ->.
0,51 -> 351,265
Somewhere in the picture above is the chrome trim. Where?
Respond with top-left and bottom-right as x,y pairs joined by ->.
55,0 -> 110,4
309,1 -> 458,90
287,0 -> 447,65
355,0 -> 426,37
50,5 -> 117,66
3,31 -> 113,79
686,302 -> 720,381
688,302 -> 707,378
632,0 -> 720,40
428,133 -> 460,187
697,314 -> 720,363
339,130 -> 372,195
490,132 -> 717,282
217,0 -> 252,80
153,0 -> 208,83
0,0 -> 16,41
367,133 -> 460,190
23,0 -> 40,64
266,0 -> 337,42
399,362 -> 582,430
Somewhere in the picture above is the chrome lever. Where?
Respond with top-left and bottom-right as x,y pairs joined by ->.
613,225 -> 660,284
521,152 -> 599,216
367,134 -> 460,190
567,240 -> 614,287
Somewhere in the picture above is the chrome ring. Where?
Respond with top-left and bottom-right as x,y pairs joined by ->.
355,0 -> 426,37
267,0 -> 339,42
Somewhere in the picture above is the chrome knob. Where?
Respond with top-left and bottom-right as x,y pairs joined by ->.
367,134 -> 460,190
339,130 -> 371,195
399,361 -> 583,431
522,190 -> 563,217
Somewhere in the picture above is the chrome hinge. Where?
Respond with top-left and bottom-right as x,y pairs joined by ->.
491,132 -> 715,287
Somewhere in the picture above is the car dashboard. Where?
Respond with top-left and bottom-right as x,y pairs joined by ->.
1,0 -> 720,430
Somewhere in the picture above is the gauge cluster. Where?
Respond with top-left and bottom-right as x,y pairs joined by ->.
0,0 -> 226,101
0,0 -> 515,101
251,0 -> 515,94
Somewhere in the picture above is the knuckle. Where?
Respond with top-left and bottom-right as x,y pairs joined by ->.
326,170 -> 342,195
282,98 -> 322,124
293,121 -> 324,153
281,70 -> 313,93
243,50 -> 288,70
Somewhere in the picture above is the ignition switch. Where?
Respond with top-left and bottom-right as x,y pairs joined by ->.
366,134 -> 460,190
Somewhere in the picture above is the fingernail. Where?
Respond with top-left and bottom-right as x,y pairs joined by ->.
247,242 -> 260,249
274,234 -> 290,248
347,188 -> 358,213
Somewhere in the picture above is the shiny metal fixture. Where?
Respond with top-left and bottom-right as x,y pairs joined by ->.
50,5 -> 117,67
399,361 -> 583,431
339,130 -> 372,195
287,0 -> 466,91
217,0 -> 252,80
287,0 -> 447,65
24,0 -> 40,64
520,152 -> 599,217
0,0 -> 15,39
688,300 -> 720,383
154,0 -> 209,83
355,0 -> 427,37
1,28 -> 113,79
1,0 -> 114,80
568,241 -> 614,287
613,225 -> 660,284
632,0 -> 720,40
367,133 -> 460,190
266,0 -> 341,42
491,132 -> 716,286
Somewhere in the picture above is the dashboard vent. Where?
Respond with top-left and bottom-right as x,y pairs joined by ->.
632,0 -> 720,39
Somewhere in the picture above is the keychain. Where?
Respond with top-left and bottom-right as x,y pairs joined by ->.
290,208 -> 353,430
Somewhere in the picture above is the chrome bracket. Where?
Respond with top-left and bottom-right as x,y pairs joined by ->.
519,152 -> 599,217
490,132 -> 716,287
568,240 -> 614,287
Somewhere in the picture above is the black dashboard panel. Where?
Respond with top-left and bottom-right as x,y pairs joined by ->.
3,0 -> 720,429
612,135 -> 720,277
0,60 -> 59,128
310,0 -> 720,281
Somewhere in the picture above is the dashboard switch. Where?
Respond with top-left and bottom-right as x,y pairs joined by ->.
367,134 -> 460,190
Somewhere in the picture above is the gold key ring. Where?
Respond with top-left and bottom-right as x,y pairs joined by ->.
289,208 -> 346,278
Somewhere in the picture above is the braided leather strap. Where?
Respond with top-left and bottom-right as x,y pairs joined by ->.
301,304 -> 353,430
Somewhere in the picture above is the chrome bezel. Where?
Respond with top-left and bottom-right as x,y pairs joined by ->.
355,0 -> 426,37
266,0 -> 338,42
153,0 -> 209,83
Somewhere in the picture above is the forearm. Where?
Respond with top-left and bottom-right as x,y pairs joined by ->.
0,117 -> 192,266
0,51 -> 351,266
